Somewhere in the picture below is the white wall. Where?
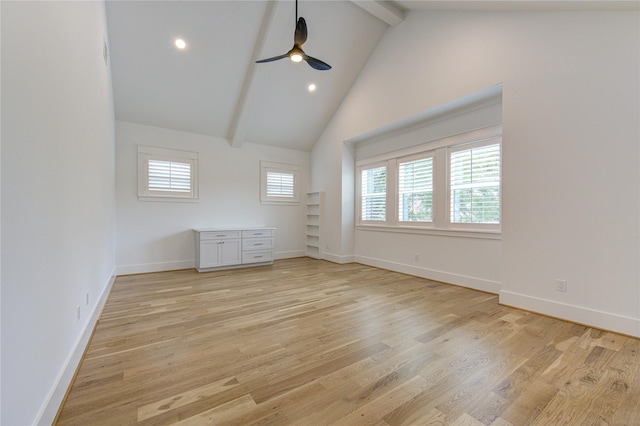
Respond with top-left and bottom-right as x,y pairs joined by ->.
311,10 -> 639,336
1,1 -> 116,424
115,121 -> 310,274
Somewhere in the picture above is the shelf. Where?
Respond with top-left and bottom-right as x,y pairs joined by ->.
306,192 -> 323,259
306,245 -> 320,259
307,192 -> 320,205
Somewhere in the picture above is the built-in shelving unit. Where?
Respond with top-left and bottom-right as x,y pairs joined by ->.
306,192 -> 323,259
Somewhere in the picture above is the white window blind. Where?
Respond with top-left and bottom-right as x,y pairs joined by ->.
148,159 -> 192,193
361,166 -> 387,221
450,142 -> 500,224
266,171 -> 295,198
398,156 -> 433,222
138,145 -> 199,201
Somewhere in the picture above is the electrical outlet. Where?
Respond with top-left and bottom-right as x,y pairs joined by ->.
556,279 -> 567,292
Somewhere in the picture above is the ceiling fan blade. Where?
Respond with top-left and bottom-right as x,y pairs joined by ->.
305,55 -> 331,71
255,53 -> 288,63
294,17 -> 307,46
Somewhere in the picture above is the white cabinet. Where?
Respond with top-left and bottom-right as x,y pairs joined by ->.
194,228 -> 275,272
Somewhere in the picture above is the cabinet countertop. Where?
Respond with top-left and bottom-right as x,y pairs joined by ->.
193,227 -> 276,233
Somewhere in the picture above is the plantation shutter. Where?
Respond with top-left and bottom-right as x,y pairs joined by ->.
266,171 -> 295,198
450,143 -> 500,224
148,159 -> 192,193
361,166 -> 387,221
398,157 -> 433,222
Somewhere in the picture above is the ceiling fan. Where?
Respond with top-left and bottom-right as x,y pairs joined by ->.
256,0 -> 331,71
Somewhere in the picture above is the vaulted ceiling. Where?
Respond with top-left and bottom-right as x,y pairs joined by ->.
105,0 -> 636,151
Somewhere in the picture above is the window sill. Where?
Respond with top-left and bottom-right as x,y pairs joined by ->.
356,224 -> 501,240
138,196 -> 199,203
260,200 -> 300,206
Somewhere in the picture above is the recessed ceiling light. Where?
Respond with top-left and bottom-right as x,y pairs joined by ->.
175,39 -> 186,49
308,83 -> 317,92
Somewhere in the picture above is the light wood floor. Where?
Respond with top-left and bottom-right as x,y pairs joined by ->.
56,258 -> 640,425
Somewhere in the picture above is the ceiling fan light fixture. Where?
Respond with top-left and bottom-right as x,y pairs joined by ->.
255,0 -> 331,71
289,46 -> 304,63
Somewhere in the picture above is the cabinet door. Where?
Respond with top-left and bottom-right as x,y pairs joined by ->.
219,239 -> 241,265
200,240 -> 222,268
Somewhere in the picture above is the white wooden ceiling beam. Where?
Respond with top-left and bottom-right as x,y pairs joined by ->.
351,1 -> 404,26
227,0 -> 279,147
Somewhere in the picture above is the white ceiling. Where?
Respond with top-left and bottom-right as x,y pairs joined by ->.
105,0 -> 637,151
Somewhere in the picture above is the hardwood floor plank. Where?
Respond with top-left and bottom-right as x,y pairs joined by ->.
55,258 -> 640,425
173,394 -> 257,426
250,341 -> 391,404
611,339 -> 640,424
331,375 -> 433,425
137,376 -> 240,421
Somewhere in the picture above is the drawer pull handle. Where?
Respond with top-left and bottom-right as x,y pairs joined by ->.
255,256 -> 263,258
254,243 -> 263,246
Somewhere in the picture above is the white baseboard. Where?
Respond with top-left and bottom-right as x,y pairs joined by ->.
323,251 -> 355,264
116,253 -> 310,276
115,259 -> 195,276
275,250 -> 306,259
500,290 -> 640,338
36,272 -> 116,426
354,255 -> 501,294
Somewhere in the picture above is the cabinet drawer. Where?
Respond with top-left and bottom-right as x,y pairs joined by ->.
242,229 -> 274,238
243,238 -> 274,251
200,230 -> 241,240
242,250 -> 274,264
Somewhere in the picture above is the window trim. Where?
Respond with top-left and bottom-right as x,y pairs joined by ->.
356,125 -> 501,237
260,161 -> 300,204
138,145 -> 199,202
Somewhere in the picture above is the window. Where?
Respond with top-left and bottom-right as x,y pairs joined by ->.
261,161 -> 299,204
398,155 -> 433,223
360,165 -> 387,222
450,142 -> 501,224
138,145 -> 198,201
356,126 -> 501,234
